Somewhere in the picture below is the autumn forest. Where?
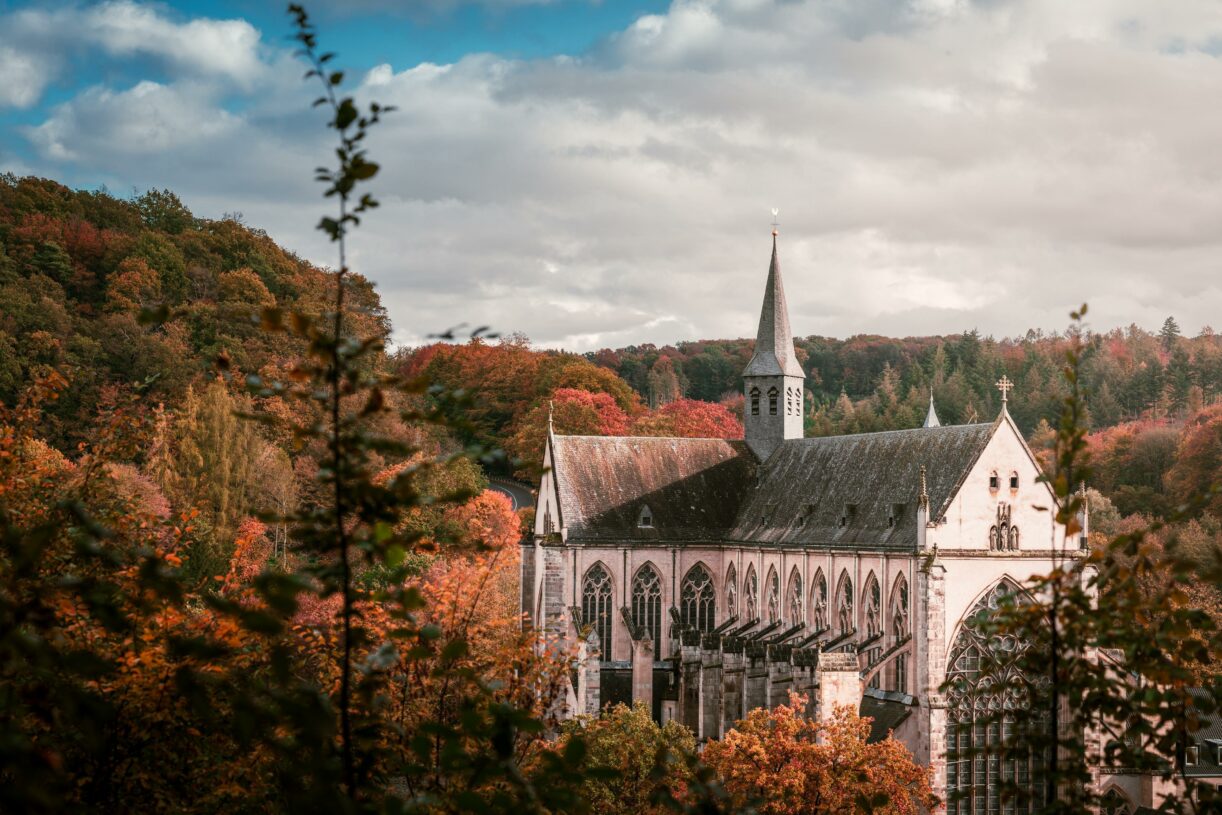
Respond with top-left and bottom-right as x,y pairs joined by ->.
2,7 -> 1221,813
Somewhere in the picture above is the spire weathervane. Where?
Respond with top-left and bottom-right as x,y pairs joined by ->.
771,207 -> 779,236
996,375 -> 1014,406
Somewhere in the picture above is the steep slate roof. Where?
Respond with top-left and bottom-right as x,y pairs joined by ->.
1186,688 -> 1222,778
730,421 -> 996,550
743,235 -> 805,378
550,420 -> 997,548
551,435 -> 757,543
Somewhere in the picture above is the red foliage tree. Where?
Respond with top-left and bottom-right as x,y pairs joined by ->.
1165,403 -> 1222,517
507,387 -> 629,476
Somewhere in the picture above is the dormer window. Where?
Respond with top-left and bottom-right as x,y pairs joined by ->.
796,503 -> 815,528
761,502 -> 778,527
768,387 -> 779,416
637,505 -> 653,528
839,503 -> 857,527
1186,745 -> 1199,766
1009,472 -> 1019,490
989,471 -> 999,490
749,387 -> 761,416
889,503 -> 905,527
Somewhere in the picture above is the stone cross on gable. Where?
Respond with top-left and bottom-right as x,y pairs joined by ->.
996,375 -> 1014,405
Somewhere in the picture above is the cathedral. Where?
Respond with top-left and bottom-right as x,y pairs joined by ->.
519,232 -> 1174,811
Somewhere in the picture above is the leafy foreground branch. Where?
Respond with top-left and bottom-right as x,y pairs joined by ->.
947,305 -> 1222,815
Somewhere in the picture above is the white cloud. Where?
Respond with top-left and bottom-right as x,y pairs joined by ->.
15,0 -> 1222,349
0,45 -> 51,108
82,1 -> 264,87
0,1 -> 265,110
27,80 -> 241,162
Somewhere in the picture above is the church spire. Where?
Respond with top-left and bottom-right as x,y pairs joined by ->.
743,227 -> 805,461
923,389 -> 941,428
743,231 -> 804,378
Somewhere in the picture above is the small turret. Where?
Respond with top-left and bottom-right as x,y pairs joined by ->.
923,389 -> 941,428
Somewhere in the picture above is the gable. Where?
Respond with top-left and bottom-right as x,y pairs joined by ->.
935,413 -> 1065,552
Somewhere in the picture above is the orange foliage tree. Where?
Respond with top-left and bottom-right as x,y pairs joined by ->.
631,398 -> 743,438
702,693 -> 936,815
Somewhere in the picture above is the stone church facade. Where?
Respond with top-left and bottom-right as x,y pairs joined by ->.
518,233 -> 1154,810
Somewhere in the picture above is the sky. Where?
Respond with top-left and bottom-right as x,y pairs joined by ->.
3,0 -> 1222,351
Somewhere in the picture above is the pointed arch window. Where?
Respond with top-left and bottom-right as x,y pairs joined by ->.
765,568 -> 780,623
749,387 -> 761,416
680,564 -> 715,633
890,575 -> 910,693
725,563 -> 738,618
786,569 -> 803,624
744,565 -> 759,621
631,564 -> 663,646
836,573 -> 854,636
811,570 -> 828,631
543,507 -> 555,535
864,575 -> 883,688
768,386 -> 779,416
944,579 -> 1050,815
1100,788 -> 1132,815
581,563 -> 614,658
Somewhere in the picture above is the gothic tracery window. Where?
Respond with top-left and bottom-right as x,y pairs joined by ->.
811,570 -> 828,631
744,565 -> 759,621
631,564 -> 663,646
864,575 -> 883,687
680,564 -> 716,633
836,573 -> 854,636
581,563 -> 614,658
891,575 -> 910,693
725,563 -> 738,617
786,569 -> 803,624
765,568 -> 780,623
1100,789 -> 1132,815
945,579 -> 1049,815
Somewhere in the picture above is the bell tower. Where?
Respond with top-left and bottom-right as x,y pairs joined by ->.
743,229 -> 805,460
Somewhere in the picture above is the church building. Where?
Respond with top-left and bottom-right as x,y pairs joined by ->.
521,231 -> 1097,810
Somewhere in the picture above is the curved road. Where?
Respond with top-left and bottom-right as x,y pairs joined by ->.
487,477 -> 535,511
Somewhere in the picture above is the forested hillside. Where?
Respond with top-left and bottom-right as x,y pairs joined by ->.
589,322 -> 1222,436
2,169 -> 1219,810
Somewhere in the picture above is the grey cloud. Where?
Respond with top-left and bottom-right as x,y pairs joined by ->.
9,0 -> 1222,350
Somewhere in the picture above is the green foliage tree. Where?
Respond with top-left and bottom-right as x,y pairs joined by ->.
1161,315 -> 1183,351
134,187 -> 194,235
557,702 -> 696,815
153,379 -> 264,581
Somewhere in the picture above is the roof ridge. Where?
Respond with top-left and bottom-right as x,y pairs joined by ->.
790,422 -> 993,443
554,434 -> 745,443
